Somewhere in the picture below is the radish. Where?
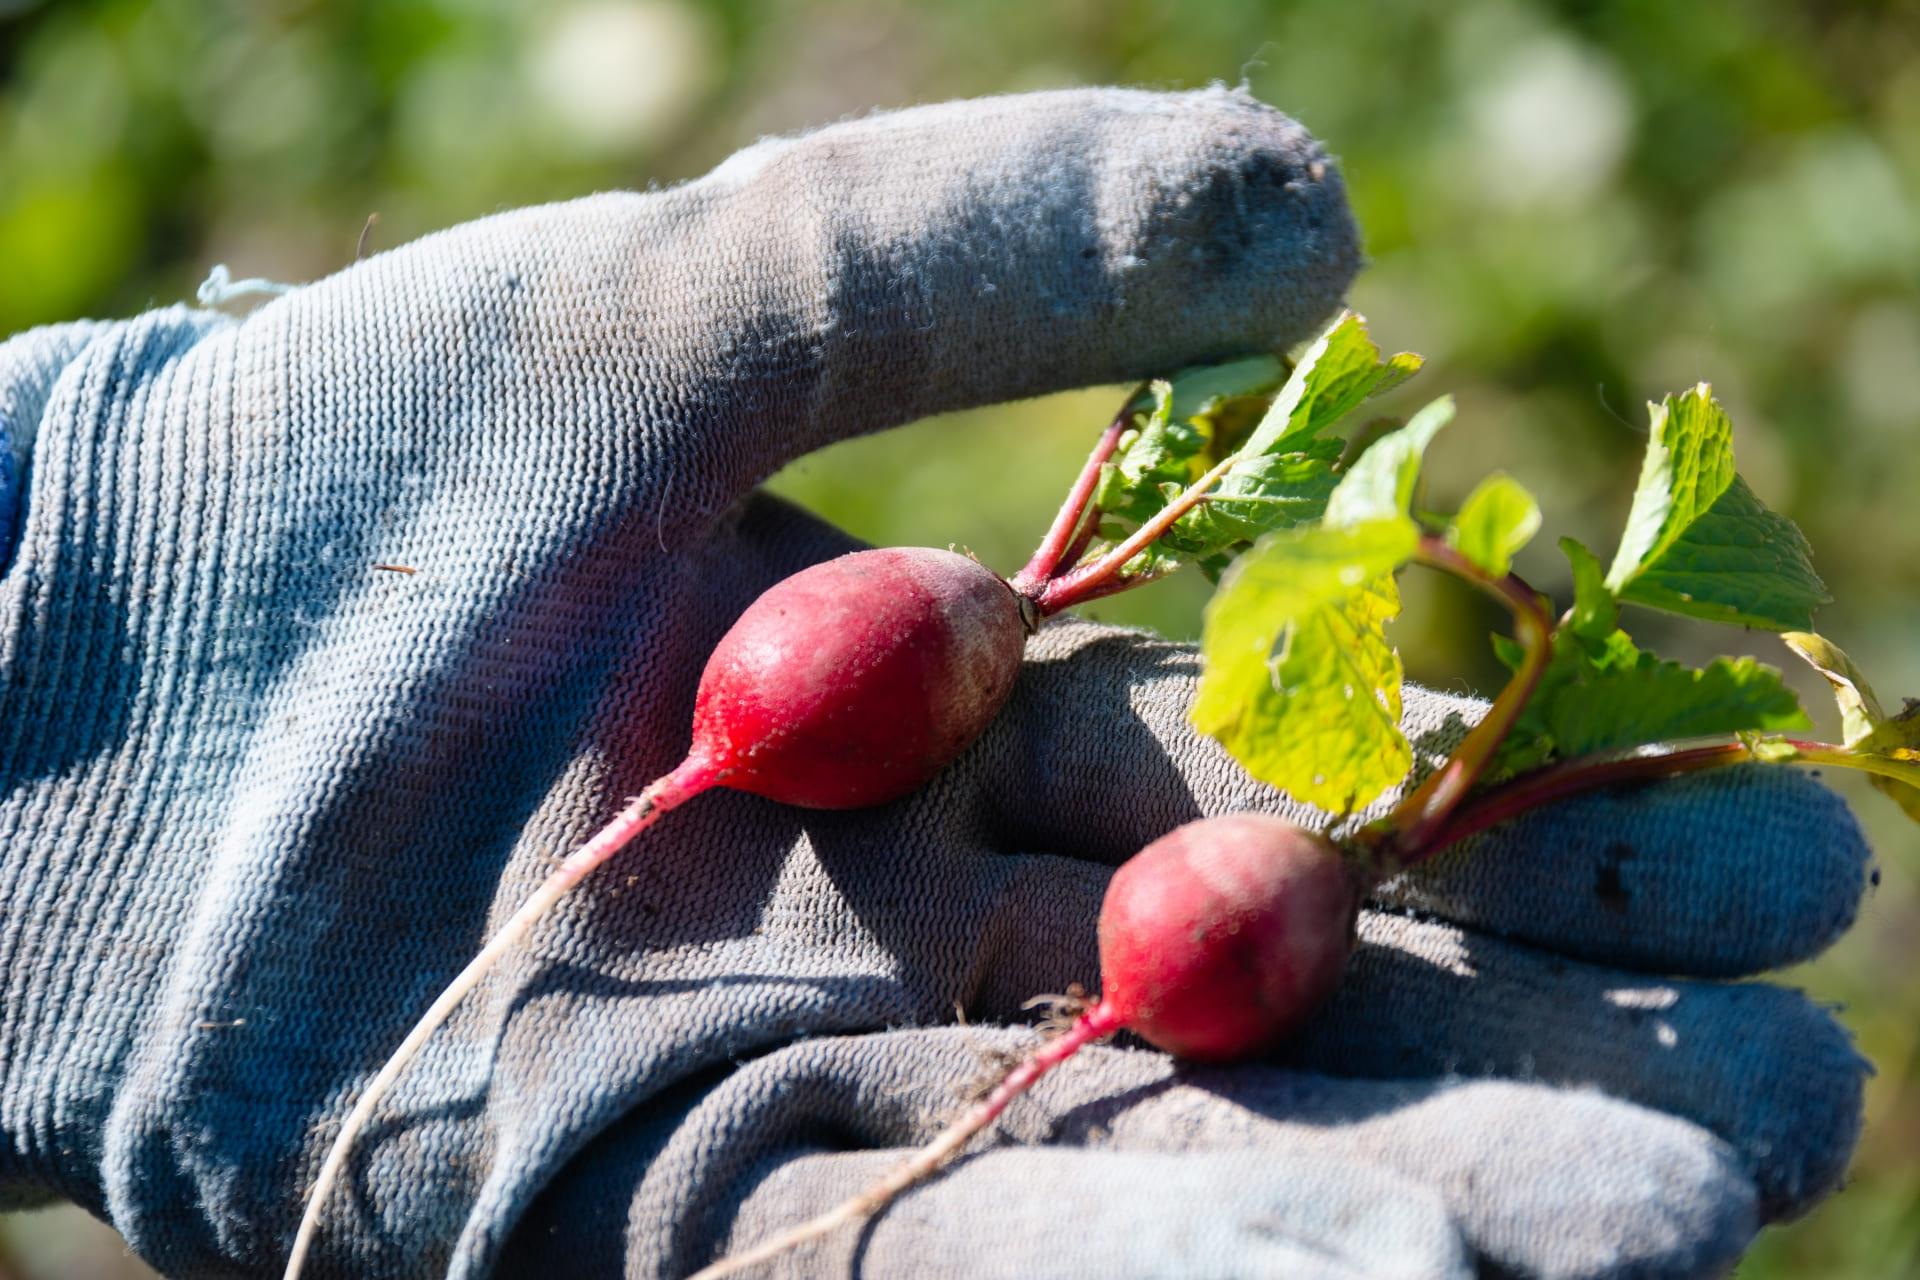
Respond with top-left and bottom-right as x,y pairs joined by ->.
283,547 -> 1028,1276
1096,812 -> 1361,1061
684,812 -> 1365,1280
681,358 -> 1920,1278
686,546 -> 1028,809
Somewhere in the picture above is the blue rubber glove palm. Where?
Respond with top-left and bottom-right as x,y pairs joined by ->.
0,88 -> 1867,1280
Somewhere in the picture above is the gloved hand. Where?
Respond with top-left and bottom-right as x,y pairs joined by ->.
0,87 -> 1868,1280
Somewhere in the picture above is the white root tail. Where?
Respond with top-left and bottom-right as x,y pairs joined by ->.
283,763 -> 711,1280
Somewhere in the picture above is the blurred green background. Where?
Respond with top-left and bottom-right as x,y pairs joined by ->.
1,0 -> 1916,1275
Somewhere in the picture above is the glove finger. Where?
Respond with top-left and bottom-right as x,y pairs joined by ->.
1368,763 -> 1871,977
683,87 -> 1358,455
1290,910 -> 1866,1224
822,693 -> 1860,1233
265,87 -> 1355,536
724,771 -> 1860,1226
496,1027 -> 1750,1280
1025,1042 -> 1759,1280
972,616 -> 1871,977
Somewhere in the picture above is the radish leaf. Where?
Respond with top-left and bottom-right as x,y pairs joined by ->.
1164,354 -> 1286,427
1561,537 -> 1618,641
1194,517 -> 1419,811
1784,632 -> 1920,823
1091,315 -> 1424,583
1324,396 -> 1453,527
1605,385 -> 1828,631
1242,311 -> 1423,458
1166,447 -> 1341,553
1096,381 -> 1205,524
1445,472 -> 1541,579
1491,625 -> 1809,775
1784,631 -> 1888,747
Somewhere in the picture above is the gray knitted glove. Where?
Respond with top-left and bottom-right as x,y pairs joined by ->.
0,87 -> 1868,1280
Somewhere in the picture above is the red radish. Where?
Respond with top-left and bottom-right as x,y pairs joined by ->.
691,546 -> 1027,808
1097,812 -> 1360,1061
686,812 -> 1364,1280
285,546 -> 1026,1279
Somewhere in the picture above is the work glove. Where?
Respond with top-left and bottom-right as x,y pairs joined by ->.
0,86 -> 1869,1280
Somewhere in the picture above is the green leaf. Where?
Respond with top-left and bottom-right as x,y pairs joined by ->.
1102,356 -> 1299,523
1323,396 -> 1454,528
1561,537 -> 1618,641
1171,449 -> 1340,549
1491,624 -> 1810,775
1782,631 -> 1920,823
1241,311 -> 1423,458
1116,542 -> 1186,580
1193,517 -> 1420,811
1782,631 -> 1886,747
1164,354 -> 1287,426
1445,472 -> 1541,579
1607,385 -> 1735,589
1490,632 -> 1527,672
1615,475 -> 1830,630
1088,320 -> 1423,591
1604,384 -> 1828,631
1097,381 -> 1206,524
1336,416 -> 1404,474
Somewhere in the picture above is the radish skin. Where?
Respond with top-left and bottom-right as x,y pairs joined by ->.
690,546 -> 1028,808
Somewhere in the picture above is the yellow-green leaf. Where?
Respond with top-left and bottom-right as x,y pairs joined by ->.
1241,311 -> 1423,458
1323,396 -> 1453,528
1783,631 -> 1920,824
1446,472 -> 1541,579
1605,385 -> 1827,631
1193,517 -> 1419,811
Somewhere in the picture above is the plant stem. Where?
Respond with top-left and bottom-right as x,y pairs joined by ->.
1781,739 -> 1920,785
1036,451 -> 1241,615
1010,411 -> 1132,598
685,1001 -> 1125,1280
1423,736 -> 1919,853
1051,500 -> 1104,577
1422,742 -> 1749,852
1055,566 -> 1173,606
1356,539 -> 1554,875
